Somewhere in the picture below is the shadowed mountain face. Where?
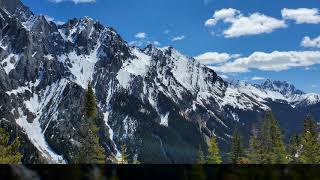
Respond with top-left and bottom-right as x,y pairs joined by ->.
0,0 -> 319,164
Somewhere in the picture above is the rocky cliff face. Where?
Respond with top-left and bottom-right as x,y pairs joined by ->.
0,0 -> 319,164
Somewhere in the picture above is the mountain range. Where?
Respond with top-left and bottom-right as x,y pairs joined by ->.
0,0 -> 319,164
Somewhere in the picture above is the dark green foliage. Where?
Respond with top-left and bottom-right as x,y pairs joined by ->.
0,128 -> 22,164
259,111 -> 288,163
288,135 -> 300,163
299,115 -> 320,163
229,128 -> 244,164
74,82 -> 105,164
247,111 -> 288,164
303,114 -> 318,138
85,82 -> 97,119
207,136 -> 222,164
247,132 -> 261,164
75,122 -> 106,164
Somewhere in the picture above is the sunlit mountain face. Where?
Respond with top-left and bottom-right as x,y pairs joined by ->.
0,0 -> 319,164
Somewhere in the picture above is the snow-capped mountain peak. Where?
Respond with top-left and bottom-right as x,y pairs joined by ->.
258,79 -> 305,97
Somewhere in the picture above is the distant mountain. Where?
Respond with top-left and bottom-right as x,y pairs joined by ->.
259,79 -> 305,97
0,0 -> 319,164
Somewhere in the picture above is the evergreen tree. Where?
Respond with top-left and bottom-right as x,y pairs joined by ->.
246,111 -> 288,164
258,111 -> 288,164
86,82 -> 97,119
0,128 -> 22,164
119,143 -> 128,164
229,128 -> 244,164
303,114 -> 317,138
288,135 -> 300,164
247,132 -> 261,164
299,115 -> 320,163
207,136 -> 222,164
74,82 -> 106,164
196,146 -> 205,164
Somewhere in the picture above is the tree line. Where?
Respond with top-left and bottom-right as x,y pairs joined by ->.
197,111 -> 320,164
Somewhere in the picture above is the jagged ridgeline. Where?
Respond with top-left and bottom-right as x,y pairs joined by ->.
0,0 -> 319,164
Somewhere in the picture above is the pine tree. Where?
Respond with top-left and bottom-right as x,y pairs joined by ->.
303,114 -> 317,138
119,143 -> 128,164
0,128 -> 22,164
229,128 -> 244,164
207,136 -> 222,164
299,115 -> 320,164
247,132 -> 261,164
86,82 -> 97,119
74,82 -> 106,164
258,111 -> 288,164
196,146 -> 205,164
246,111 -> 288,164
288,135 -> 300,164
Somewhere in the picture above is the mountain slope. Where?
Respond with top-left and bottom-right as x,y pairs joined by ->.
0,0 -> 319,163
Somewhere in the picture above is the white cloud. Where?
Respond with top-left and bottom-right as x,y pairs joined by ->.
153,41 -> 161,46
43,15 -> 65,25
219,74 -> 229,79
301,35 -> 320,48
135,32 -> 147,39
128,41 -> 142,46
130,33 -> 160,47
205,8 -> 239,27
205,8 -> 286,38
282,8 -> 320,24
311,84 -> 318,88
251,76 -> 266,81
195,52 -> 240,65
51,0 -> 95,4
209,51 -> 320,73
172,35 -> 186,42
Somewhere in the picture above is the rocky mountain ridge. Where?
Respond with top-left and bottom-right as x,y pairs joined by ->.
0,0 -> 319,164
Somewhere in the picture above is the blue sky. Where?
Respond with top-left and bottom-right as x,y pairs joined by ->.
22,0 -> 320,93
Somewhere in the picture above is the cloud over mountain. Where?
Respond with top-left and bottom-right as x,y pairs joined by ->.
205,8 -> 286,38
208,51 -> 320,73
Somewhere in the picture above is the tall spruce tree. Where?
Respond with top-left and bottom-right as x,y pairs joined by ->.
74,82 -> 106,164
0,128 -> 22,164
247,131 -> 261,164
258,111 -> 288,164
247,111 -> 288,164
299,115 -> 320,164
86,82 -> 97,118
229,128 -> 244,164
207,136 -> 222,164
288,135 -> 300,164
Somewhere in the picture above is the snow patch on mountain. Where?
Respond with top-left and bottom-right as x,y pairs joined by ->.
160,112 -> 169,127
6,80 -> 40,96
58,43 -> 101,89
117,48 -> 151,89
16,108 -> 65,164
1,53 -> 20,74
